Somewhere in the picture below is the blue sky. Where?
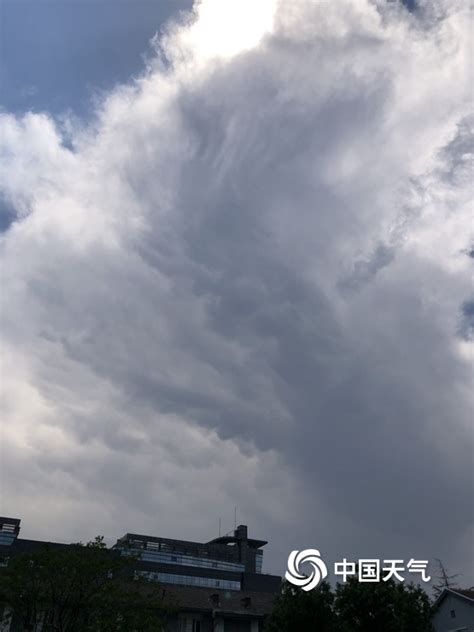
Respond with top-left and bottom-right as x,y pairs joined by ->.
1,0 -> 191,117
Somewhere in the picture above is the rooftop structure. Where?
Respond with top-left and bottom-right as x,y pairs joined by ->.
113,523 -> 278,593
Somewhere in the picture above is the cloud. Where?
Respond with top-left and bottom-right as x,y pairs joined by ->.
0,0 -> 472,580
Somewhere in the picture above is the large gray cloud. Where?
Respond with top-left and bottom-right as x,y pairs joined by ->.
0,0 -> 472,583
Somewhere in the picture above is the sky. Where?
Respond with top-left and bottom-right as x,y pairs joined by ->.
0,0 -> 192,118
0,0 -> 472,586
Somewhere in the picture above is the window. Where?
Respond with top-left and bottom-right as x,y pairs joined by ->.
450,609 -> 456,618
128,548 -> 244,572
178,617 -> 201,632
150,572 -> 240,590
147,541 -> 160,551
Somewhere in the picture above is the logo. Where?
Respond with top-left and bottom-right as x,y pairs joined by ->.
285,550 -> 431,590
285,549 -> 328,591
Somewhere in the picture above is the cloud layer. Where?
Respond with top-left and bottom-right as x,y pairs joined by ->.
1,0 -> 472,580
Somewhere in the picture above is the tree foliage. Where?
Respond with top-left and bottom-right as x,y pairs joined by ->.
265,581 -> 336,632
335,576 -> 433,632
265,579 -> 433,631
0,536 -> 174,632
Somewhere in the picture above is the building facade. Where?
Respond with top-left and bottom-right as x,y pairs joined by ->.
113,522 -> 280,630
432,588 -> 474,632
0,517 -> 281,631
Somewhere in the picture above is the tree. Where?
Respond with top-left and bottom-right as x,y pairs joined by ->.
0,536 -> 174,632
265,580 -> 336,632
334,576 -> 433,632
265,578 -> 434,631
431,559 -> 461,598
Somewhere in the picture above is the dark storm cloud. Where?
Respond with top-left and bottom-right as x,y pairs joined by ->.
0,0 -> 472,580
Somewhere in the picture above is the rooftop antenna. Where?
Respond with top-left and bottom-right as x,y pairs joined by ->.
234,506 -> 237,529
219,517 -> 221,537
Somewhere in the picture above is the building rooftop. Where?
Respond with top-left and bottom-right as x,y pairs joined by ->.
207,535 -> 267,549
450,588 -> 474,601
433,587 -> 474,611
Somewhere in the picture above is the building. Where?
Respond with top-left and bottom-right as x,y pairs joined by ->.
113,522 -> 280,630
432,588 -> 474,632
0,517 -> 281,631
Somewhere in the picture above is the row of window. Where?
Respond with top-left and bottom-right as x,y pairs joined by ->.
125,539 -> 239,562
123,548 -> 244,572
139,570 -> 241,590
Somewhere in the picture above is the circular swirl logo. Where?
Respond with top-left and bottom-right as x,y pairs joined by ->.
285,549 -> 328,591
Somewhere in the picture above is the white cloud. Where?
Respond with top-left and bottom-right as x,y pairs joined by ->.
0,0 -> 472,578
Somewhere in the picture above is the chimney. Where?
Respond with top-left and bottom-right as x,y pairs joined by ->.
234,525 -> 248,541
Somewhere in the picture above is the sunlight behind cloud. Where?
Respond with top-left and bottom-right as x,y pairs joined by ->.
180,0 -> 276,61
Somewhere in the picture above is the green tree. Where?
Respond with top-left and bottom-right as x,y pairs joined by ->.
334,576 -> 433,632
265,580 -> 336,632
0,536 -> 174,632
265,577 -> 434,631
